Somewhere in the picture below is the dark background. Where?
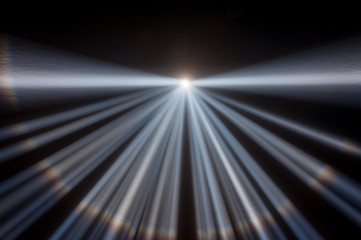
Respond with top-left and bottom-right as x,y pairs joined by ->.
2,1 -> 361,78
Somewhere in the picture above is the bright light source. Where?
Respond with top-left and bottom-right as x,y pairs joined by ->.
180,79 -> 191,89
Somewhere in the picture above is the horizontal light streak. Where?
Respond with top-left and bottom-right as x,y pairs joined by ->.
193,72 -> 361,88
8,72 -> 178,88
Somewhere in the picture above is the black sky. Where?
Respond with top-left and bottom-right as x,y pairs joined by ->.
1,1 -> 361,78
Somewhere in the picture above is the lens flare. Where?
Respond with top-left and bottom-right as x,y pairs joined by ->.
179,79 -> 191,89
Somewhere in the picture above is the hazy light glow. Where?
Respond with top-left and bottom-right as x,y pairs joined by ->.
179,79 -> 191,89
1,37 -> 361,239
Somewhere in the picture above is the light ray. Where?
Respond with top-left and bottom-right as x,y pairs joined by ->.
198,90 -> 361,227
0,91 -> 174,239
194,89 -> 322,239
188,91 -> 287,240
1,36 -> 361,240
0,88 -> 168,163
204,89 -> 361,157
0,88 -> 168,141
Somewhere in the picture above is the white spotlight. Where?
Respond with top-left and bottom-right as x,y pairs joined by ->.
180,79 -> 191,89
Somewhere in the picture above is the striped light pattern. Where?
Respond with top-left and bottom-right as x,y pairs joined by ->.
1,36 -> 361,239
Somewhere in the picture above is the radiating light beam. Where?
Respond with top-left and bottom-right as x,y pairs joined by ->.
197,89 -> 361,228
1,35 -> 361,240
203,89 -> 361,157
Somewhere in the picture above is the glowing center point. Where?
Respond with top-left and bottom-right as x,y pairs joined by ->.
180,79 -> 191,89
